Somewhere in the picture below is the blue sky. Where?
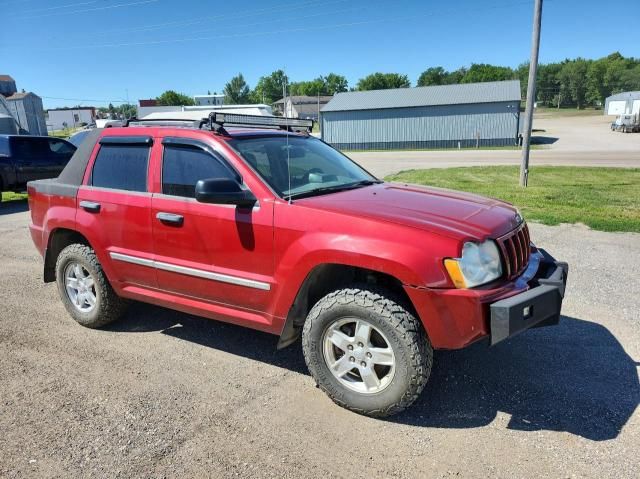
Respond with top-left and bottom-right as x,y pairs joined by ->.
2,0 -> 639,109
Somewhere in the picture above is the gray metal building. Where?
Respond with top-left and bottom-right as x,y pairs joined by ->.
320,80 -> 521,150
604,91 -> 640,116
6,92 -> 47,136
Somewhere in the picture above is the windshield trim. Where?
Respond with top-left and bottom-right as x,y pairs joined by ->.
225,134 -> 379,201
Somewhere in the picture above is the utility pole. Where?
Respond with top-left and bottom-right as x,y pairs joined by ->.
317,90 -> 320,134
519,0 -> 543,187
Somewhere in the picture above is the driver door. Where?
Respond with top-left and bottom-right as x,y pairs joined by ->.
151,137 -> 274,314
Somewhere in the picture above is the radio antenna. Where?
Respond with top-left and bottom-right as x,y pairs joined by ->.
284,75 -> 292,204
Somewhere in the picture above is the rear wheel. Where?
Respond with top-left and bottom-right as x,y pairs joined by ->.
55,244 -> 127,328
302,286 -> 432,417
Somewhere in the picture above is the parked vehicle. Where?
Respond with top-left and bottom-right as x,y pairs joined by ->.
0,135 -> 76,201
611,114 -> 640,133
27,114 -> 568,416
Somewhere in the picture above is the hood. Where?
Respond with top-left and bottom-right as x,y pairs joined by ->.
297,182 -> 522,240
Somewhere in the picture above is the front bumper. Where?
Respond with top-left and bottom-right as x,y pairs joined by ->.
489,249 -> 568,345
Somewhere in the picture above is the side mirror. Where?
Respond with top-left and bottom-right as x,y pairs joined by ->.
195,178 -> 257,208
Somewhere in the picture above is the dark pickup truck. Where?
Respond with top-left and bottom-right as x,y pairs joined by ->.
0,135 -> 76,200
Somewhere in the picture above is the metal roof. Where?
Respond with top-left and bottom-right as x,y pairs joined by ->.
321,80 -> 521,112
605,91 -> 640,101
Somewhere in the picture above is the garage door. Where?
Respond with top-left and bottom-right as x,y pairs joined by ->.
632,100 -> 640,115
607,100 -> 626,115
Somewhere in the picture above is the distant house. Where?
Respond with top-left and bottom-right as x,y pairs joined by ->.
194,94 -> 224,106
6,92 -> 47,136
0,75 -> 18,97
0,74 -> 47,135
604,91 -> 640,116
0,95 -> 20,134
273,95 -> 333,121
47,107 -> 96,131
138,99 -> 158,107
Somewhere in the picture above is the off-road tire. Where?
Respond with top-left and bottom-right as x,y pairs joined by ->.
302,285 -> 432,417
55,244 -> 127,328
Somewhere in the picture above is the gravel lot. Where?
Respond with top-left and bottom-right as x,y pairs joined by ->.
1,201 -> 639,478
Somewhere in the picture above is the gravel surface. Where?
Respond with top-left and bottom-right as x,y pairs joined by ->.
1,201 -> 639,478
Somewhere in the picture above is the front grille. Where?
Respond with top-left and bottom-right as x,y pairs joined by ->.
496,222 -> 531,280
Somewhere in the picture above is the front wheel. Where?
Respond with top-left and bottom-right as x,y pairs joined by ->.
302,286 -> 432,417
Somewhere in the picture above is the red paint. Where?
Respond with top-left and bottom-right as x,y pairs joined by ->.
28,126 -> 533,349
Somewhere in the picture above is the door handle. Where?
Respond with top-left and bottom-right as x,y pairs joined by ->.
79,200 -> 101,213
156,212 -> 184,226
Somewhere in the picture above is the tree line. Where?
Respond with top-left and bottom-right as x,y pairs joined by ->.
151,52 -> 640,109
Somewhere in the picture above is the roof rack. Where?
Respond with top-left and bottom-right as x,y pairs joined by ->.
124,117 -> 209,129
209,112 -> 314,134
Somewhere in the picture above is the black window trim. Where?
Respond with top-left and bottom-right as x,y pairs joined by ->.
99,135 -> 153,146
160,137 -> 243,192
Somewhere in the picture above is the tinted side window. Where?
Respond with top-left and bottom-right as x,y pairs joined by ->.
48,139 -> 75,156
10,137 -> 49,159
92,144 -> 149,192
162,145 -> 235,198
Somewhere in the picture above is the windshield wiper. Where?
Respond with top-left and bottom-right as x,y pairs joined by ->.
285,179 -> 382,201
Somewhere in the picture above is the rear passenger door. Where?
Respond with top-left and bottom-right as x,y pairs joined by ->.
76,136 -> 157,289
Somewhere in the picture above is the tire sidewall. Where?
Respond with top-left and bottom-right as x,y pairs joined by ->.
304,299 -> 417,414
56,247 -> 104,327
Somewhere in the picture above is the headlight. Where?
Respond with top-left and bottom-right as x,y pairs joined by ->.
444,240 -> 503,288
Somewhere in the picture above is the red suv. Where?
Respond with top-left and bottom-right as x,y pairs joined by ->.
27,113 -> 567,417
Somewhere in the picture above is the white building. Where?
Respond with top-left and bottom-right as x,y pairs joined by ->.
47,107 -> 96,131
137,104 -> 273,120
193,94 -> 225,106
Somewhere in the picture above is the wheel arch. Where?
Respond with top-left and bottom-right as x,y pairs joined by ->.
43,228 -> 91,282
277,263 -> 417,349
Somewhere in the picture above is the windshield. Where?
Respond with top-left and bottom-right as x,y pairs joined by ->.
227,135 -> 378,199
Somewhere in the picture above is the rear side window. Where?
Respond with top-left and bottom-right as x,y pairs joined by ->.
91,144 -> 149,192
162,145 -> 236,198
10,137 -> 49,159
48,139 -> 75,156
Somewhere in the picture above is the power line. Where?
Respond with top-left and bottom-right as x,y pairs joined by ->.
31,0 -> 538,51
86,0 -> 349,38
40,96 -> 129,104
14,1 -> 99,15
12,0 -> 159,19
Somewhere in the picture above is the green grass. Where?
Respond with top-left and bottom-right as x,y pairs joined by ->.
1,192 -> 28,202
48,126 -> 84,139
342,145 -> 542,153
534,107 -> 603,117
385,166 -> 640,233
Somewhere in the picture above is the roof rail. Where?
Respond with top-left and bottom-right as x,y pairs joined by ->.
209,112 -> 314,133
124,117 -> 209,129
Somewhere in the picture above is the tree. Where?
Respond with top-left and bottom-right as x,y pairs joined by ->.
356,72 -> 410,91
288,73 -> 349,96
156,90 -> 195,106
557,59 -> 589,109
252,69 -> 288,104
223,73 -> 250,104
417,67 -> 447,86
324,73 -> 348,93
460,63 -> 515,83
